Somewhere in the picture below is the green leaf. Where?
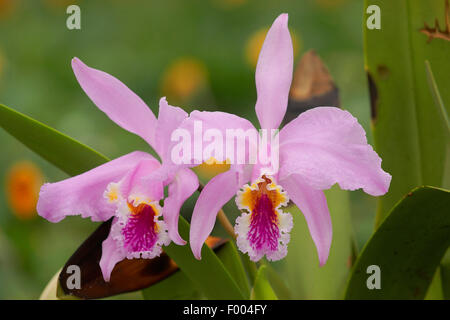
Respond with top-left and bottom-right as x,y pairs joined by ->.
215,241 -> 250,297
250,266 -> 278,300
144,241 -> 250,300
439,250 -> 450,299
424,58 -> 450,299
364,1 -> 450,225
143,241 -> 249,300
425,60 -> 450,133
0,103 -> 108,176
142,271 -> 201,300
424,268 -> 443,299
344,186 -> 450,299
277,186 -> 353,299
262,263 -> 291,300
164,217 -> 245,300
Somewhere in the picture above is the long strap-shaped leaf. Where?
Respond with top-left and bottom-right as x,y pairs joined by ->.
250,266 -> 278,300
0,103 -> 245,299
344,186 -> 450,299
0,103 -> 108,176
364,1 -> 450,226
165,218 -> 245,299
425,60 -> 450,133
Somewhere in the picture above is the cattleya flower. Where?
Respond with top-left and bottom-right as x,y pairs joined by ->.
37,58 -> 198,281
183,14 -> 391,264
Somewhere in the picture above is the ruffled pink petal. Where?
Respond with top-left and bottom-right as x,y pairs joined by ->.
155,97 -> 188,163
279,107 -> 391,196
255,13 -> 293,130
178,110 -> 257,165
99,225 -> 126,282
163,168 -> 199,245
189,169 -> 240,259
72,57 -> 157,147
280,174 -> 332,266
37,151 -> 155,223
119,158 -> 163,201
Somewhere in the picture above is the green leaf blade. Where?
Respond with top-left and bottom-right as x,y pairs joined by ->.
0,103 -> 108,176
425,60 -> 450,133
250,266 -> 278,300
345,186 -> 450,299
164,218 -> 246,300
215,241 -> 250,297
142,271 -> 201,300
364,1 -> 450,225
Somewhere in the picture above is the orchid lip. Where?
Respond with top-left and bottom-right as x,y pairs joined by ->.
104,182 -> 170,260
234,175 -> 293,261
122,202 -> 161,253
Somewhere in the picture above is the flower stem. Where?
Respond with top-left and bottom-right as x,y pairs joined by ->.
217,208 -> 236,240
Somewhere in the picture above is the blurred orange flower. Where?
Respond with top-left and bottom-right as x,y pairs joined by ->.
245,27 -> 301,68
0,0 -> 15,20
161,58 -> 208,105
5,161 -> 44,219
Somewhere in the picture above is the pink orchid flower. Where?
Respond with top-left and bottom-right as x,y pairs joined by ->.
37,58 -> 198,281
185,14 -> 391,265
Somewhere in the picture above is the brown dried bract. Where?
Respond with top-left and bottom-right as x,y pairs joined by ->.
58,219 -> 227,299
284,50 -> 339,125
420,0 -> 450,43
289,50 -> 336,100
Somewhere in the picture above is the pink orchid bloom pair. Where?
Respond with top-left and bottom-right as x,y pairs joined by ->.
182,14 -> 391,265
38,13 -> 391,282
37,58 -> 198,281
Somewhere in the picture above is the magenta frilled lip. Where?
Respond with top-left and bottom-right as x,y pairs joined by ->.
122,202 -> 161,254
235,175 -> 292,262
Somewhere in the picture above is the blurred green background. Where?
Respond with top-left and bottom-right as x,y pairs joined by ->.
0,0 -> 375,299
